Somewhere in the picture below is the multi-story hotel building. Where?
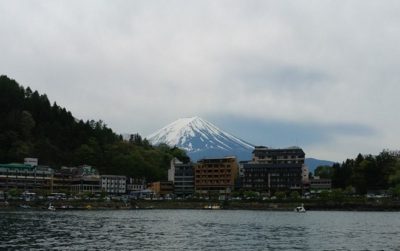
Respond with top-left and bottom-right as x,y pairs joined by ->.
168,158 -> 194,196
101,175 -> 126,194
309,177 -> 332,190
70,165 -> 101,194
242,146 -> 306,194
53,166 -> 77,192
0,158 -> 54,191
126,177 -> 146,193
0,163 -> 54,191
194,156 -> 238,195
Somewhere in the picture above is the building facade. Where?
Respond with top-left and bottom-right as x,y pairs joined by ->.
53,167 -> 77,193
101,175 -> 126,194
242,146 -> 306,194
70,165 -> 101,194
148,181 -> 174,197
309,177 -> 332,190
126,177 -> 146,193
194,156 -> 238,195
168,158 -> 194,196
0,163 -> 53,191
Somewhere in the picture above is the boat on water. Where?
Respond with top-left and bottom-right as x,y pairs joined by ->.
294,203 -> 306,213
48,203 -> 56,211
203,204 -> 221,210
19,204 -> 31,209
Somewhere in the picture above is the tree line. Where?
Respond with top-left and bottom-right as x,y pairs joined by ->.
314,151 -> 400,196
0,75 -> 189,181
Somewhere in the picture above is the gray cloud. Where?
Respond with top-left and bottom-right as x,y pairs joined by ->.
211,115 -> 376,146
1,0 -> 399,161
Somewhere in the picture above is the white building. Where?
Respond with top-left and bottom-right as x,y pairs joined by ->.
101,175 -> 126,194
24,158 -> 38,167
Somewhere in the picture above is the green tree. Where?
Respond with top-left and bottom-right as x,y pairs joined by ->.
290,191 -> 300,200
388,184 -> 400,198
8,188 -> 22,197
244,191 -> 259,199
319,190 -> 330,200
314,165 -> 334,179
329,189 -> 345,201
274,191 -> 286,200
18,110 -> 35,139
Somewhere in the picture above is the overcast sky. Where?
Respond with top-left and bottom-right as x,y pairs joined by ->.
1,1 -> 399,161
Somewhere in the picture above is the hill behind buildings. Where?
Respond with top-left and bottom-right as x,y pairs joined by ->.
0,75 -> 188,181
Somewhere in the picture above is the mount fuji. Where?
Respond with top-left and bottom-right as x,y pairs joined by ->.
146,117 -> 335,169
147,117 -> 254,161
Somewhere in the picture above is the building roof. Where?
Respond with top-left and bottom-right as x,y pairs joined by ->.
197,156 -> 237,162
253,147 -> 305,156
243,163 -> 303,169
0,163 -> 35,170
101,175 -> 127,179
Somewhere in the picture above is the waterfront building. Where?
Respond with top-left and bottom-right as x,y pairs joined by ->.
148,181 -> 174,197
70,165 -> 101,194
168,158 -> 194,196
309,177 -> 332,190
194,156 -> 238,196
127,178 -> 151,198
0,163 -> 53,191
53,166 -> 77,193
24,158 -> 38,167
236,160 -> 250,190
126,177 -> 146,193
101,175 -> 126,194
242,146 -> 306,194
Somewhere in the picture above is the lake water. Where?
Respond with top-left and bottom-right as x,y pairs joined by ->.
0,210 -> 399,250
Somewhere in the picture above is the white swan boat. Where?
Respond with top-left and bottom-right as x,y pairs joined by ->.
294,203 -> 306,213
48,203 -> 56,211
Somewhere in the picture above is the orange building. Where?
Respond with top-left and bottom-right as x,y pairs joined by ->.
148,181 -> 174,197
194,156 -> 238,195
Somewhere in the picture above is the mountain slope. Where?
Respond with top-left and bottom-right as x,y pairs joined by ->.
147,117 -> 254,161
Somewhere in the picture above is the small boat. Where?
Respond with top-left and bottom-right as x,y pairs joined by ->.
294,203 -> 306,213
19,204 -> 31,209
48,203 -> 56,211
203,204 -> 221,210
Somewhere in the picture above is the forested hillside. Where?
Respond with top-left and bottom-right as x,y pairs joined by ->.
0,75 -> 189,181
314,151 -> 400,195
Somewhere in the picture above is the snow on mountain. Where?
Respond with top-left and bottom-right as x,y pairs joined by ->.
147,117 -> 254,161
146,116 -> 335,165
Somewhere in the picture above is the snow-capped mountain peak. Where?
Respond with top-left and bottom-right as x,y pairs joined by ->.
147,117 -> 254,160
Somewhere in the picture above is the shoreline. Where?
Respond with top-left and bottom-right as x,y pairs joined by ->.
2,200 -> 400,211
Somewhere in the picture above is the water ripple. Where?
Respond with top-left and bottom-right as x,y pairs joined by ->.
0,210 -> 399,250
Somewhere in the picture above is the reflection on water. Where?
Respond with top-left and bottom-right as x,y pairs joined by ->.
1,210 -> 399,250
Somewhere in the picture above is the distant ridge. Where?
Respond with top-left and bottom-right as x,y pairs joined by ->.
305,158 -> 335,173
